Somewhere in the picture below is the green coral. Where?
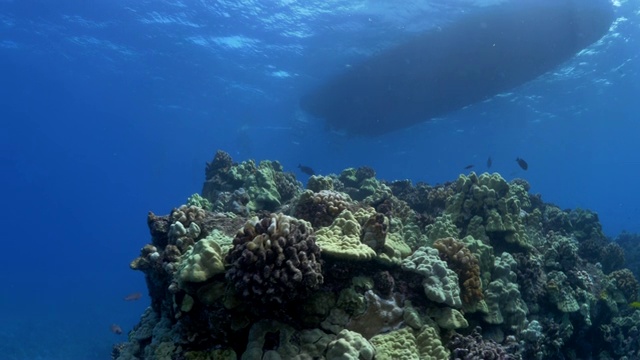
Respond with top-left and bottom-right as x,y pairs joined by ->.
425,214 -> 459,244
370,327 -> 419,360
246,161 -> 282,211
415,325 -> 450,360
316,210 -> 376,261
380,230 -> 412,265
326,329 -> 376,360
546,271 -> 580,313
445,172 -> 530,250
187,193 -> 213,211
428,307 -> 469,330
483,252 -> 528,331
401,246 -> 462,307
307,174 -> 335,192
177,237 -> 225,283
369,326 -> 449,360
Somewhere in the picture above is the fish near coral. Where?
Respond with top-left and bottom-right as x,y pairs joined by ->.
110,324 -> 123,335
487,156 -> 492,169
464,164 -> 474,170
123,292 -> 142,301
516,157 -> 528,170
298,164 -> 316,176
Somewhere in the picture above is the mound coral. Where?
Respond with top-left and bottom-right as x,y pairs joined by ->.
401,246 -> 462,307
225,213 -> 323,305
433,237 -> 483,306
315,209 -> 377,261
446,173 -> 530,250
202,151 -> 301,214
294,189 -> 353,228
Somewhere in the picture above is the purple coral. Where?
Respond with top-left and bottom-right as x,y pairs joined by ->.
448,327 -> 521,360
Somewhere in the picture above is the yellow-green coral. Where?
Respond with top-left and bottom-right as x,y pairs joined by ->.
177,237 -> 225,283
316,210 -> 377,261
186,193 -> 213,211
426,214 -> 459,244
326,329 -> 376,360
307,174 -> 335,192
415,325 -> 450,360
428,307 -> 469,330
444,172 -> 530,249
370,325 -> 449,360
370,327 -> 419,360
401,246 -> 462,308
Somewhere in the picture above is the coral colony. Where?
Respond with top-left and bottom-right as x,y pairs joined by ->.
114,150 -> 640,360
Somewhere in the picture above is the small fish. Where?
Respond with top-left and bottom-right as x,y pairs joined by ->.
516,157 -> 528,170
630,301 -> 640,309
487,156 -> 492,169
124,292 -> 142,301
110,324 -> 123,335
298,164 -> 315,176
464,164 -> 474,170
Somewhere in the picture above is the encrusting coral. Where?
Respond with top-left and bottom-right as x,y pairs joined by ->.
114,151 -> 640,360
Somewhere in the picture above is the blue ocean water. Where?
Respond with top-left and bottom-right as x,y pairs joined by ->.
0,0 -> 638,358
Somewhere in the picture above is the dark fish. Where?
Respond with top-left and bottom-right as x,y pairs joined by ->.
516,157 -> 528,170
464,164 -> 474,170
298,164 -> 315,176
300,1 -> 613,136
124,292 -> 142,301
487,156 -> 492,169
110,324 -> 123,335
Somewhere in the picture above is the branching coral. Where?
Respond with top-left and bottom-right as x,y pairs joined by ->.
512,252 -> 546,313
447,327 -> 521,360
225,213 -> 323,305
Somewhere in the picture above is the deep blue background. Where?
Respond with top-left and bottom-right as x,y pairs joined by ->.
1,0 -> 638,358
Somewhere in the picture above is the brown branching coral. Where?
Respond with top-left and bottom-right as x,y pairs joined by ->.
225,213 -> 324,306
205,150 -> 234,181
433,237 -> 483,305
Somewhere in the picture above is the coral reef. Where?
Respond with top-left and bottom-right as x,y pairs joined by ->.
114,152 -> 640,360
